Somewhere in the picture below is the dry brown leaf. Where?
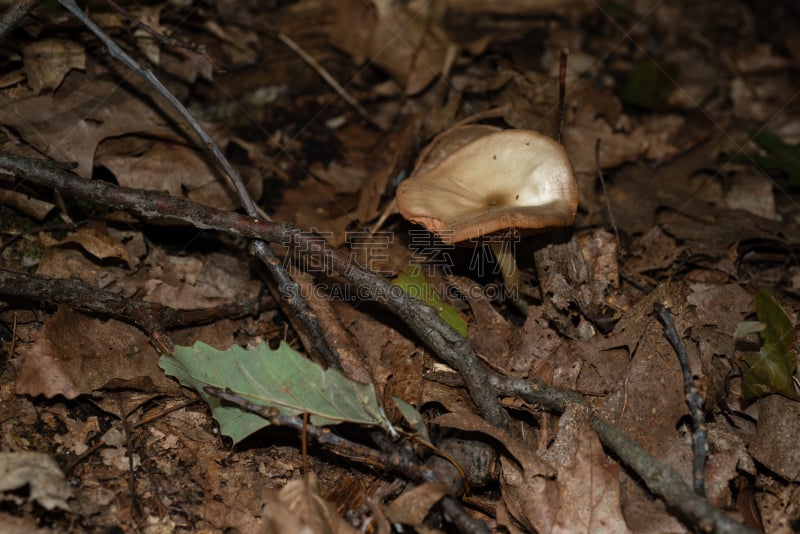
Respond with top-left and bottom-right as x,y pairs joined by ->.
723,168 -> 778,220
686,282 -> 751,335
499,457 -> 559,533
505,306 -> 563,377
44,221 -> 130,266
432,412 -> 555,477
22,38 -> 85,93
384,482 -> 450,528
310,160 -> 368,195
598,283 -> 705,531
15,306 -> 178,399
96,137 -> 255,210
262,474 -> 358,534
748,395 -> 800,482
329,0 -> 450,95
545,405 -> 630,534
0,187 -> 55,220
0,71 -> 178,178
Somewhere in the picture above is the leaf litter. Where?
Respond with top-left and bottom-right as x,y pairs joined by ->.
0,0 -> 799,532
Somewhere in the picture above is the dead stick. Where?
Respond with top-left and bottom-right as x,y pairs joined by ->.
490,374 -> 753,534
0,0 -> 40,42
204,386 -> 491,534
0,152 -> 508,428
56,0 -> 341,369
654,302 -> 708,497
0,267 -> 264,352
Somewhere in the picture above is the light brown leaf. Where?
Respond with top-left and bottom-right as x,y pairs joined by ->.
547,405 -> 630,534
384,482 -> 450,528
15,306 -> 178,399
0,71 -> 177,178
22,38 -> 85,94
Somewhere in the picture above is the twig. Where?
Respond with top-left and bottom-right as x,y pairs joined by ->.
0,0 -> 40,42
205,386 -> 423,474
204,386 -> 491,534
64,399 -> 201,475
271,27 -> 382,130
56,0 -> 342,370
654,302 -> 708,497
107,0 -> 224,73
0,152 -> 508,427
489,373 -> 750,534
57,0 -> 253,215
557,48 -> 568,144
595,138 -> 620,244
0,267 -> 264,353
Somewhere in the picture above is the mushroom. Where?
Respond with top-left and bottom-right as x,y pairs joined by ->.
396,128 -> 578,314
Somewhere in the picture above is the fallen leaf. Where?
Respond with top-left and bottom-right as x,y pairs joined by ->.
546,405 -> 630,533
16,306 -> 177,399
262,474 -> 358,534
0,452 -> 71,511
384,482 -> 450,528
0,71 -> 178,178
22,38 -> 85,93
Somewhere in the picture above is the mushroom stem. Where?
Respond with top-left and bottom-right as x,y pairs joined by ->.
489,240 -> 529,316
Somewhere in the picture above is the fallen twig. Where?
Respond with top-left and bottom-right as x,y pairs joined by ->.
0,0 -> 39,41
56,0 -> 342,370
205,386 -> 492,534
654,302 -> 709,497
0,267 -> 265,353
490,374 -> 754,534
0,152 -> 508,428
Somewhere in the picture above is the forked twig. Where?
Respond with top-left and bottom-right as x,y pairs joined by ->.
56,0 -> 341,369
654,302 -> 709,497
0,152 -> 509,428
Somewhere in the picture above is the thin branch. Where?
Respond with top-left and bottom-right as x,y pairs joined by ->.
654,302 -> 709,497
0,152 -> 508,427
56,0 -> 342,369
204,386 -> 491,534
0,0 -> 40,42
107,0 -> 224,73
490,373 -> 752,534
57,0 -> 254,215
595,138 -> 620,243
271,27 -> 382,130
0,267 -> 264,353
557,47 -> 568,144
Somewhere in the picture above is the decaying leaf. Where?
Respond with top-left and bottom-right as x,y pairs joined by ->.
16,306 -> 177,399
22,38 -> 85,94
262,474 -> 358,534
0,452 -> 71,511
384,482 -> 450,528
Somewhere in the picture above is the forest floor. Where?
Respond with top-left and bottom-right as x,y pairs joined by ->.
1,0 -> 800,532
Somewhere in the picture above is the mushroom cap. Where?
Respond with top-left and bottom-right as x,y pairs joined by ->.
396,129 -> 579,244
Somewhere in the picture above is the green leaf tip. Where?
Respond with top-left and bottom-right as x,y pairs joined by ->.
393,265 -> 468,337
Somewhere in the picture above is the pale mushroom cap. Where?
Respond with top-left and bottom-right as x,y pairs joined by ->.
396,129 -> 579,244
